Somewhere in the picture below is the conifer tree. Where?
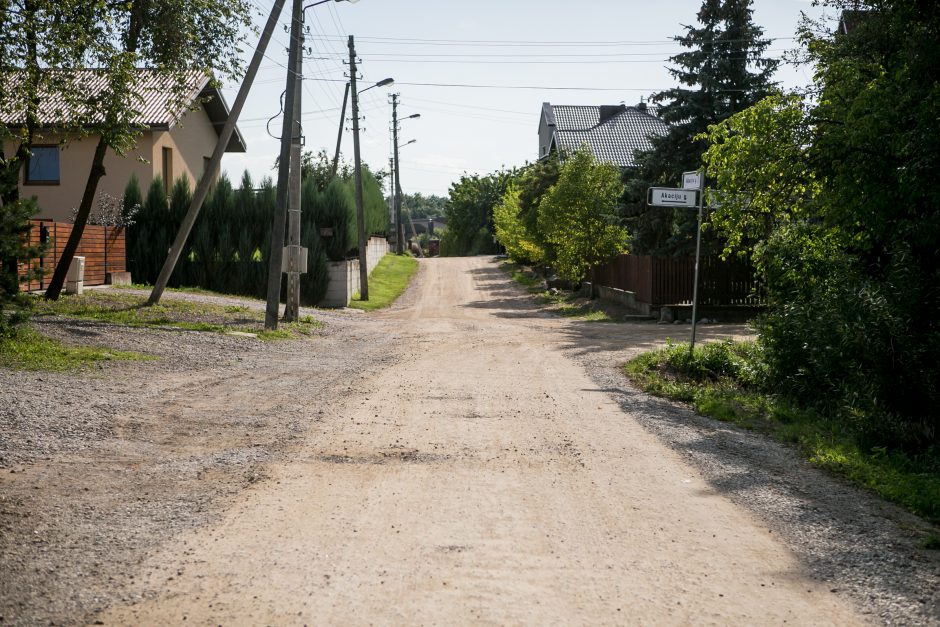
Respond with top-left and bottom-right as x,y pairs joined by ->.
622,0 -> 778,255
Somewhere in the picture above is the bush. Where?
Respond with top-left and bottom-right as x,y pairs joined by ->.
756,223 -> 938,451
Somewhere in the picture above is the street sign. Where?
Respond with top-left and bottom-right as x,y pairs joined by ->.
648,187 -> 698,207
682,171 -> 702,190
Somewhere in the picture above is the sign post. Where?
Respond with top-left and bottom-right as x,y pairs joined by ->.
649,172 -> 705,353
687,173 -> 704,353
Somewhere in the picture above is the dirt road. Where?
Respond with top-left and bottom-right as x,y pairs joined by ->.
90,257 -> 862,625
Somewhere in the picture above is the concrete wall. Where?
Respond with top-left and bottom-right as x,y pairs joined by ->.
5,106 -> 219,223
320,237 -> 390,307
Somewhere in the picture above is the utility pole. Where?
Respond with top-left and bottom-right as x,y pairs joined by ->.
348,35 -> 368,301
149,0 -> 288,306
264,0 -> 303,329
332,82 -> 350,178
391,93 -> 403,254
283,8 -> 305,322
388,156 -> 396,248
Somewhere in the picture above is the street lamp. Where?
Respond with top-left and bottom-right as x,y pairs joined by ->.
392,106 -> 421,253
303,0 -> 358,11
333,77 -> 394,176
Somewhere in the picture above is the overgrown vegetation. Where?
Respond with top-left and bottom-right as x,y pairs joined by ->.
349,254 -> 418,311
626,340 -> 940,525
699,1 -> 940,452
0,326 -> 151,371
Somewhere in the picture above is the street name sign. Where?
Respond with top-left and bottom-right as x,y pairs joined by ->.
683,171 -> 702,190
648,187 -> 698,207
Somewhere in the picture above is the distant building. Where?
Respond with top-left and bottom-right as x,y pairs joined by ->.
1,69 -> 246,222
538,101 -> 669,168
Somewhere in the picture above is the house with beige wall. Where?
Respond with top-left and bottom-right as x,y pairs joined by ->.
2,70 -> 245,223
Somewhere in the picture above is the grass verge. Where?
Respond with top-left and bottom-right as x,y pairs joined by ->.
32,290 -> 323,339
625,339 -> 940,528
349,254 -> 419,311
0,327 -> 152,371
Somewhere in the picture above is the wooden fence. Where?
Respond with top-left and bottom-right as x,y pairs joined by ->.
592,253 -> 763,306
18,220 -> 126,292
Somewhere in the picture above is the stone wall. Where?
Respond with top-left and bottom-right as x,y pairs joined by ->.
320,237 -> 389,307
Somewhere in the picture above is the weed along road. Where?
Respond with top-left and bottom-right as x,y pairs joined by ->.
82,256 -> 867,626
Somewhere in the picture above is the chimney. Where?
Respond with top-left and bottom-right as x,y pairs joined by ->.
599,104 -> 626,124
637,96 -> 648,112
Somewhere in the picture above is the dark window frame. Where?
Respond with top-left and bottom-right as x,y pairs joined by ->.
24,145 -> 61,185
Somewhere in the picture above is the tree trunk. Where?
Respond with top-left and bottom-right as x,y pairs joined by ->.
43,0 -> 146,300
43,138 -> 109,300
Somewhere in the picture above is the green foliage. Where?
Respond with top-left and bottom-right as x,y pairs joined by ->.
125,170 -> 348,306
348,254 -> 418,311
493,186 -> 545,265
0,326 -> 152,371
697,1 -> 940,451
754,223 -> 937,449
537,149 -> 629,282
626,340 -> 940,523
400,192 -> 447,219
0,198 -> 44,330
700,93 -> 819,257
622,0 -> 779,256
443,169 -> 515,256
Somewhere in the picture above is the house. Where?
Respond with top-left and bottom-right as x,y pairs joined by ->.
2,69 -> 246,223
538,101 -> 669,167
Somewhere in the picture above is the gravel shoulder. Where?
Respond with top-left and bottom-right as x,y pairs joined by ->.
0,294 -> 398,626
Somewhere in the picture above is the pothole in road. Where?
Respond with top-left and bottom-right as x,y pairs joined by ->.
316,450 -> 451,465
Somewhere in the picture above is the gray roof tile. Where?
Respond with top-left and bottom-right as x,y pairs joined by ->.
547,104 -> 669,168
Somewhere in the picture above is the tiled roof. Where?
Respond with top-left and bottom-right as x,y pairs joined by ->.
1,69 -> 245,151
547,104 -> 669,168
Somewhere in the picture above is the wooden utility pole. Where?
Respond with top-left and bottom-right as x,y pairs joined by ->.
391,93 -> 403,255
283,10 -> 304,322
148,0 -> 288,306
388,156 -> 396,250
348,35 -> 368,301
264,0 -> 303,330
332,82 -> 350,178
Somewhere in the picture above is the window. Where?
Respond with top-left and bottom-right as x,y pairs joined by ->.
25,146 -> 60,184
162,147 -> 173,194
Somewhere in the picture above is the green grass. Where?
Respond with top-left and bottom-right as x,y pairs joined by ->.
32,290 -> 323,338
0,327 -> 152,371
349,254 -> 419,311
625,339 -> 940,529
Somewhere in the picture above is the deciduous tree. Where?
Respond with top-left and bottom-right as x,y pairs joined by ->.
537,149 -> 629,283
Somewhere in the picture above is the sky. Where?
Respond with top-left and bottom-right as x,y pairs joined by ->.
219,0 -> 837,198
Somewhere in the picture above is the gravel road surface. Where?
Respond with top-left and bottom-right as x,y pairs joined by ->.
1,257 -> 937,625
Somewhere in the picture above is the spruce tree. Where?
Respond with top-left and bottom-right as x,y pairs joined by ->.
622,0 -> 778,256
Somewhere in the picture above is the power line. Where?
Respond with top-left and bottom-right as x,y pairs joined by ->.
305,78 -> 754,92
315,34 -> 798,47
